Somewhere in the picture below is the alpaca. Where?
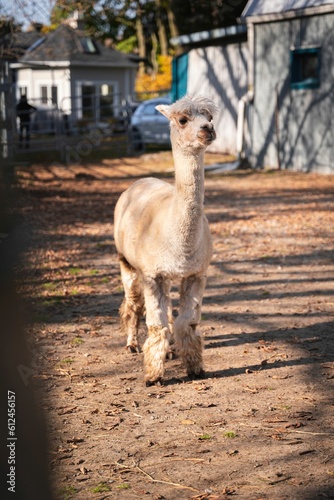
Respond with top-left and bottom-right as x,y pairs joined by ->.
114,95 -> 218,385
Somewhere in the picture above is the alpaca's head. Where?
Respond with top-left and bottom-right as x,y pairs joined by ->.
156,95 -> 218,151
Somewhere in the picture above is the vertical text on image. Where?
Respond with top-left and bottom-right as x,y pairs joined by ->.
7,390 -> 16,493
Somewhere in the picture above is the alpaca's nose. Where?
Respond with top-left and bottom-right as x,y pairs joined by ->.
201,123 -> 214,132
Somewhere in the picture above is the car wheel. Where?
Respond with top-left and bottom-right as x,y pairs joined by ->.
130,128 -> 143,151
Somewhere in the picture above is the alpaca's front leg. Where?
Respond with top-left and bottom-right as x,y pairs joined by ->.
142,275 -> 170,386
174,275 -> 206,378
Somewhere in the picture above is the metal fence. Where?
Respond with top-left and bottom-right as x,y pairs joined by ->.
1,87 -> 170,165
14,92 -> 134,163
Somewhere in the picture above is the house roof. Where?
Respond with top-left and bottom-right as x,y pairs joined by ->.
241,0 -> 334,21
0,30 -> 42,61
17,24 -> 137,68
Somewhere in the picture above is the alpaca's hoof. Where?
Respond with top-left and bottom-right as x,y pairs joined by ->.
145,377 -> 163,387
188,369 -> 206,380
126,345 -> 140,354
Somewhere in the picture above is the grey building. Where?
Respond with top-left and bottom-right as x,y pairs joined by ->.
241,0 -> 334,173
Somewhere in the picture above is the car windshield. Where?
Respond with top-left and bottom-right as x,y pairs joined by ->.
142,103 -> 158,115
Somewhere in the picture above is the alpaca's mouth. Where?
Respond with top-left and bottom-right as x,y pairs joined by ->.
197,130 -> 216,144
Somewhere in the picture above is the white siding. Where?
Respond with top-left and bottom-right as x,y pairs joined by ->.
16,67 -> 71,111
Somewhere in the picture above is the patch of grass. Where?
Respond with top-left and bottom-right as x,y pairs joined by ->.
69,267 -> 81,276
116,483 -> 131,490
224,431 -> 237,438
198,433 -> 212,440
88,269 -> 99,276
70,289 -> 79,296
92,482 -> 111,493
101,277 -> 109,284
42,282 -> 57,291
71,337 -> 84,346
41,297 -> 62,306
59,485 -> 77,499
60,357 -> 75,365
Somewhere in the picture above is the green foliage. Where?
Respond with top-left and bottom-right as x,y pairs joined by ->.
116,35 -> 137,53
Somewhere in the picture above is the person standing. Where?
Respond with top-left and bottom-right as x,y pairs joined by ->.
16,95 -> 36,148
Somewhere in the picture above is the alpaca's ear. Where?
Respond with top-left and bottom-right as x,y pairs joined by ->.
156,104 -> 170,118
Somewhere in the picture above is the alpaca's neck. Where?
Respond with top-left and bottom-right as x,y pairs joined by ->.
174,148 -> 205,205
171,146 -> 206,247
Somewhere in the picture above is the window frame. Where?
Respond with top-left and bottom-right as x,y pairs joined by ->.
290,46 -> 321,90
39,84 -> 58,106
76,81 -> 119,121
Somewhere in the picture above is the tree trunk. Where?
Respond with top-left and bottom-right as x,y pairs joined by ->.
167,4 -> 178,39
136,3 -> 146,76
155,0 -> 168,56
151,32 -> 159,78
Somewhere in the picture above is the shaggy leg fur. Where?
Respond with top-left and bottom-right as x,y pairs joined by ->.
142,275 -> 170,384
174,275 -> 206,377
143,326 -> 169,385
119,256 -> 144,352
165,278 -> 175,359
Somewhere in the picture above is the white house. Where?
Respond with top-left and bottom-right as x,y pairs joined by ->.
11,22 -> 138,128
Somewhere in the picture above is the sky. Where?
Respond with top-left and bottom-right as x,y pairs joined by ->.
1,0 -> 53,29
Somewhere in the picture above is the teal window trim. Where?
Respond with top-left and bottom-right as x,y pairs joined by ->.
290,47 -> 321,90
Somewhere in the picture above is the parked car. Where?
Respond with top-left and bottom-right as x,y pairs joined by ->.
129,96 -> 171,149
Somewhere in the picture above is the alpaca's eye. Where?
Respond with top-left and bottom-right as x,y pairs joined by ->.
179,117 -> 188,125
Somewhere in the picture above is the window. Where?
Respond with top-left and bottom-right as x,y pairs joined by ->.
81,85 -> 95,119
290,47 -> 321,89
51,86 -> 58,106
142,103 -> 158,115
79,83 -> 116,121
80,37 -> 98,54
40,85 -> 58,106
99,84 -> 114,119
41,86 -> 48,104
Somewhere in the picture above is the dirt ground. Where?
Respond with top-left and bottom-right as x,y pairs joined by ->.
14,152 -> 334,500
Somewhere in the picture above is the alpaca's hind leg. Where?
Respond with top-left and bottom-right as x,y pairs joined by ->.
164,278 -> 174,359
142,275 -> 170,386
119,256 -> 144,353
174,275 -> 206,378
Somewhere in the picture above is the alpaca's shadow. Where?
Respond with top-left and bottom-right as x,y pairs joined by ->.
160,320 -> 334,386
